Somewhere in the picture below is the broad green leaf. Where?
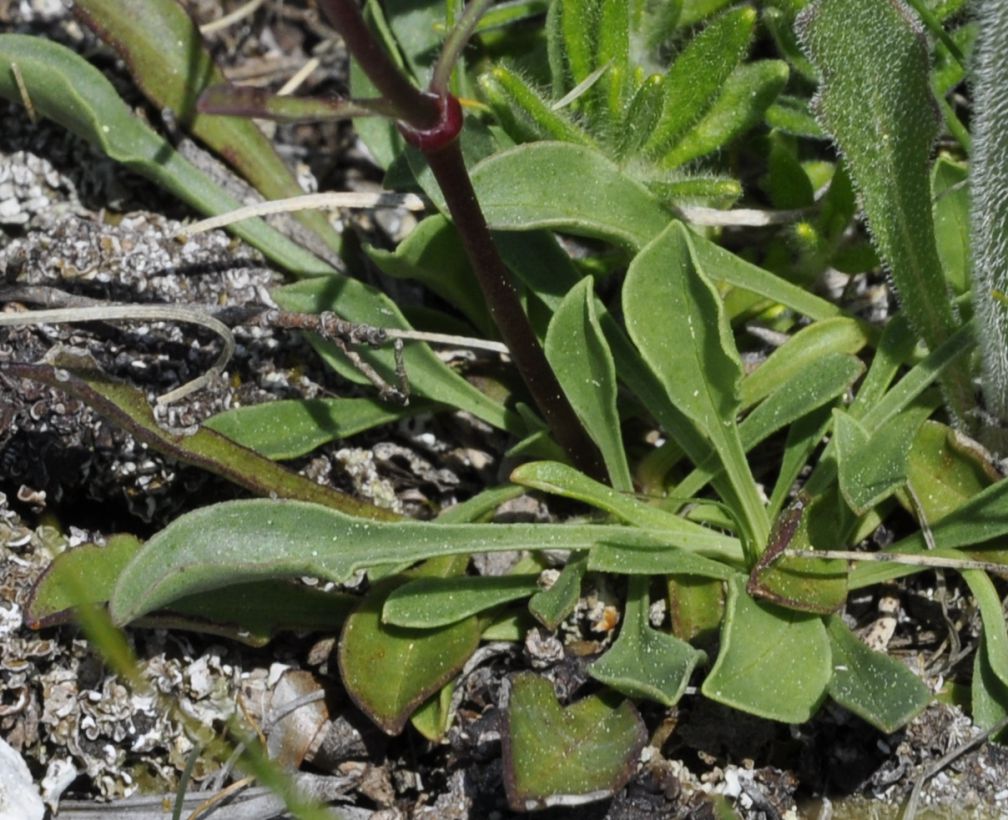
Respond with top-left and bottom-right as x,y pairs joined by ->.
590,577 -> 705,705
470,142 -> 671,248
701,576 -> 831,723
73,0 -> 344,258
502,673 -> 646,811
624,222 -> 768,550
675,352 -> 864,499
797,0 -> 972,421
834,403 -> 932,515
204,398 -> 430,461
382,575 -> 541,627
26,535 -> 355,647
661,60 -> 789,169
0,34 -> 331,277
108,498 -> 710,624
747,496 -> 849,614
667,574 -> 724,643
963,570 -> 1008,690
339,581 -> 480,734
741,318 -> 869,408
479,65 -> 596,145
510,460 -> 743,560
825,615 -> 930,733
366,214 -> 495,337
644,6 -> 756,158
907,421 -> 997,523
931,157 -> 970,294
5,354 -> 394,520
273,277 -> 515,433
529,553 -> 587,629
545,278 -> 631,490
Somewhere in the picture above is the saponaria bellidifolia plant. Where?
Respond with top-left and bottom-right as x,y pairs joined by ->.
2,0 -> 1008,810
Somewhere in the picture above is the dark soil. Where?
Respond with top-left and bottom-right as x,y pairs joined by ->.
2,2 -> 1008,819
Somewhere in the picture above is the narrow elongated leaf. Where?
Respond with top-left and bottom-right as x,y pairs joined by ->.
479,65 -> 595,145
834,403 -> 931,514
470,142 -> 671,248
588,542 -> 734,579
73,0 -> 344,257
366,214 -> 494,337
26,535 -> 355,646
963,570 -> 1008,690
701,576 -> 831,723
931,157 -> 970,294
545,278 -> 631,490
624,222 -> 768,549
502,674 -> 646,812
797,0 -> 972,421
825,615 -> 930,732
510,460 -> 743,560
273,277 -> 515,433
590,577 -> 705,705
204,398 -> 430,461
661,60 -> 788,168
382,575 -> 540,627
339,581 -> 480,734
0,34 -> 330,276
645,6 -> 756,157
973,635 -> 1008,738
109,499 -> 705,624
4,354 -> 393,520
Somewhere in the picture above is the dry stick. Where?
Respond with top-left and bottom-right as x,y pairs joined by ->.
781,548 -> 1008,578
199,0 -> 267,34
0,305 -> 234,405
901,715 -> 1008,820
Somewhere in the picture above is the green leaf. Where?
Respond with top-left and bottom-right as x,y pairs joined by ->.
907,421 -> 997,524
502,673 -> 646,811
589,541 -> 735,578
470,141 -> 671,248
545,278 -> 632,490
203,398 -> 429,461
108,499 -> 695,624
661,60 -> 789,169
272,277 -> 515,433
740,318 -> 870,409
410,680 -> 455,742
6,353 -> 394,520
558,0 -> 602,90
382,575 -> 541,627
834,403 -> 932,515
963,570 -> 1008,690
366,214 -> 495,337
765,95 -> 827,139
339,581 -> 480,734
931,156 -> 970,294
972,634 -> 1008,738
73,0 -> 344,258
479,64 -> 596,145
590,577 -> 705,705
797,0 -> 967,409
645,6 -> 756,158
26,535 -> 355,647
0,34 -> 330,277
529,553 -> 587,629
701,576 -> 831,723
510,460 -> 744,560
825,615 -> 930,733
675,352 -> 864,499
623,222 -> 768,551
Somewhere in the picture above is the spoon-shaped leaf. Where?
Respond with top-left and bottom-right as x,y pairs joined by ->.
502,673 -> 646,811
